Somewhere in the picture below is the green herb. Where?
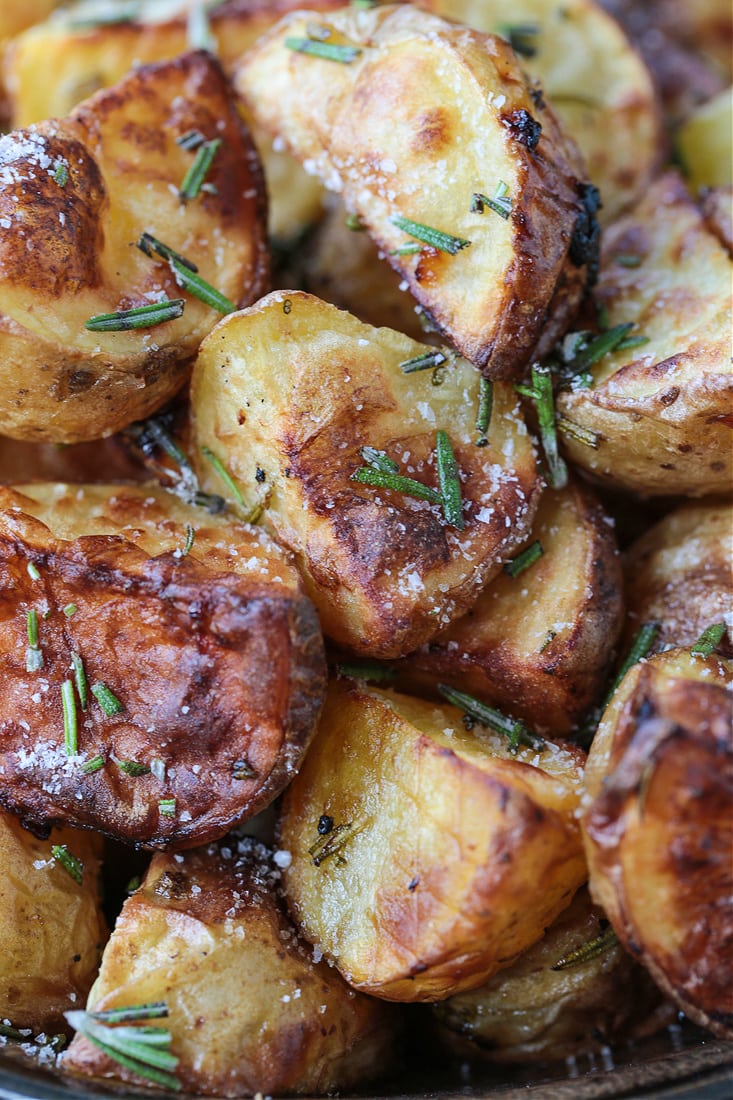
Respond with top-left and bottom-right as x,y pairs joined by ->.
168,257 -> 235,314
53,163 -> 68,187
399,350 -> 448,374
64,1006 -> 180,1092
471,181 -> 512,220
201,446 -> 245,508
69,652 -> 87,711
67,9 -> 139,30
27,562 -> 41,581
476,377 -> 493,446
25,609 -> 43,672
691,622 -> 727,658
516,363 -> 567,489
180,524 -> 196,558
126,876 -> 141,894
391,214 -> 471,255
570,322 -> 634,371
351,0 -> 380,7
309,821 -> 355,866
438,683 -> 543,752
345,213 -> 365,231
85,300 -> 185,332
540,629 -> 556,653
351,466 -> 442,504
390,242 -> 423,256
285,37 -> 361,62
496,22 -> 539,57
137,233 -> 198,272
63,603 -> 77,618
232,758 -> 256,780
504,540 -> 543,578
436,430 -> 464,530
176,129 -> 205,151
615,253 -> 642,267
51,844 -> 83,885
552,926 -> 618,971
606,622 -> 660,705
116,760 -> 151,777
81,755 -> 105,775
91,1004 -> 170,1025
61,679 -> 78,756
616,334 -> 649,351
179,138 -> 221,202
359,445 -> 399,474
336,661 -> 396,683
556,413 -> 600,448
92,682 -> 124,717
0,1024 -> 27,1042
159,798 -> 177,817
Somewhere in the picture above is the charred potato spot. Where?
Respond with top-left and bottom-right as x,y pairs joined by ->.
190,291 -> 541,658
278,681 -> 587,1002
0,51 -> 269,444
0,484 -> 326,849
235,4 -> 594,378
63,840 -> 398,1097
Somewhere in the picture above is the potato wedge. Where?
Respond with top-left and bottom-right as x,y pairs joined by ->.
556,172 -> 733,496
63,838 -> 398,1096
0,810 -> 106,1033
190,291 -> 541,658
397,480 -> 624,736
278,680 -> 587,1002
0,51 -> 268,444
433,886 -> 670,1062
581,648 -> 733,1038
235,4 -> 598,378
422,0 -> 663,223
677,87 -> 733,191
624,500 -> 733,654
0,482 -> 325,849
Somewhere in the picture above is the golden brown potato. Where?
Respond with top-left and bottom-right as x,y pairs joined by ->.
63,838 -> 398,1096
699,185 -> 733,256
0,435 -> 146,485
556,172 -> 733,496
422,0 -> 663,223
624,500 -> 732,654
235,4 -> 598,379
397,480 -> 624,736
581,648 -> 733,1038
278,680 -> 587,1002
0,809 -> 106,1032
190,291 -> 542,658
0,482 -> 326,849
433,886 -> 670,1063
0,0 -> 58,42
0,51 -> 268,444
677,87 -> 733,191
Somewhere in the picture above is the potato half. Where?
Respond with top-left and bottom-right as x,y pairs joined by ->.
581,648 -> 733,1038
0,482 -> 325,849
278,680 -> 587,1002
0,51 -> 268,444
63,839 -> 398,1096
423,0 -> 663,223
556,172 -> 733,496
235,3 -> 598,378
0,810 -> 106,1032
624,500 -> 733,654
433,886 -> 669,1063
397,480 -> 624,736
190,291 -> 541,658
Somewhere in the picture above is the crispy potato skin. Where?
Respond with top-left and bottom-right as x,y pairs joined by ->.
433,886 -> 670,1063
0,435 -> 146,485
700,185 -> 733,255
398,480 -> 624,735
0,810 -> 106,1032
278,681 -> 587,1002
556,172 -> 733,496
624,500 -> 733,654
424,0 -> 664,223
581,650 -> 733,1038
0,51 -> 269,444
63,840 -> 398,1096
0,484 -> 326,849
191,291 -> 541,658
235,4 -> 596,379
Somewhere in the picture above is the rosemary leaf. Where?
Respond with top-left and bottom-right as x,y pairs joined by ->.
391,214 -> 471,255
556,413 -> 600,449
359,446 -> 400,474
201,446 -> 245,508
399,350 -> 448,374
436,430 -> 464,530
504,540 -> 543,578
351,466 -> 442,505
336,661 -> 396,684
71,652 -> 88,711
81,755 -> 105,775
85,299 -> 184,332
91,682 -> 124,717
552,925 -> 618,970
179,138 -> 221,202
168,257 -> 235,314
522,363 -> 568,489
51,844 -> 83,885
476,377 -> 493,445
61,679 -> 78,756
438,683 -> 543,752
284,37 -> 361,63
691,622 -> 727,658
137,232 -> 198,272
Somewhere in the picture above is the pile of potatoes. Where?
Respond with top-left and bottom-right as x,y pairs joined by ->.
0,1 -> 730,1096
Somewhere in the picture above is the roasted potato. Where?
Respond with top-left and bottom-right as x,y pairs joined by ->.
581,648 -> 733,1038
0,435 -> 146,485
235,3 -> 598,379
0,482 -> 326,849
433,886 -> 670,1063
624,500 -> 733,654
422,0 -> 663,223
190,291 -> 542,658
676,86 -> 733,191
0,809 -> 106,1032
699,186 -> 733,256
278,679 -> 587,1002
396,479 -> 624,736
0,0 -> 58,43
0,51 -> 268,444
63,838 -> 398,1096
556,172 -> 733,496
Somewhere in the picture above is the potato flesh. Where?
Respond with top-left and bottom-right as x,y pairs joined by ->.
235,4 -> 592,377
279,681 -> 586,1002
191,290 -> 541,658
0,810 -> 106,1032
63,840 -> 397,1097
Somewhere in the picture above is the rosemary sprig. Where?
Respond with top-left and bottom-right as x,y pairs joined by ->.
65,1006 -> 180,1092
137,233 -> 235,313
552,925 -> 618,970
27,562 -> 41,581
285,37 -> 361,63
359,445 -> 399,474
179,138 -> 221,202
391,214 -> 471,255
336,661 -> 396,684
51,844 -> 83,885
137,232 -> 198,272
116,760 -> 151,777
61,679 -> 77,756
496,22 -> 540,58
476,377 -> 493,446
438,683 -> 543,752
90,1004 -> 170,1025
516,363 -> 567,489
92,682 -> 124,717
180,524 -> 196,558
25,609 -> 44,672
691,622 -> 727,658
399,350 -> 448,374
308,822 -> 355,866
471,181 -> 512,220
390,242 -> 423,256
436,430 -> 464,530
53,163 -> 68,187
176,129 -> 205,152
201,446 -> 245,508
71,652 -> 88,711
504,540 -> 543,578
85,300 -> 184,332
159,799 -> 177,817
351,466 -> 442,504
81,755 -> 105,775
605,622 -> 660,704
